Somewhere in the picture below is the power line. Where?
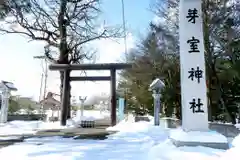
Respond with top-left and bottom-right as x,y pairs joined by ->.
121,0 -> 127,57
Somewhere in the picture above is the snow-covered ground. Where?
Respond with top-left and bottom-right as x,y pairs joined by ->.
0,110 -> 110,136
0,111 -> 239,159
0,120 -> 65,135
235,123 -> 240,129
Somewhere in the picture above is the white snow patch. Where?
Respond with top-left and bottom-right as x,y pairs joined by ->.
218,133 -> 240,159
170,128 -> 228,143
218,147 -> 240,160
0,110 -> 111,136
73,115 -> 97,121
235,123 -> 240,129
0,136 -> 22,140
73,110 -> 109,120
0,121 -> 66,136
148,139 -> 223,160
0,121 -> 38,135
107,119 -> 153,133
231,134 -> 240,147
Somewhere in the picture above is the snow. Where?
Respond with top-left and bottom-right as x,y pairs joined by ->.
0,120 -> 68,136
107,116 -> 153,132
231,134 -> 240,147
0,136 -> 22,140
0,111 -> 239,159
0,110 -> 110,136
44,110 -> 109,121
72,110 -> 109,121
170,128 -> 228,143
148,140 -> 223,160
235,123 -> 240,129
0,120 -> 227,160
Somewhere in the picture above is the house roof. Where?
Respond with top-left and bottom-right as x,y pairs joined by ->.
1,81 -> 17,91
39,92 -> 61,110
40,97 -> 61,106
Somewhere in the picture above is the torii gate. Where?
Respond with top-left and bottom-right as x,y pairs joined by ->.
49,63 -> 132,126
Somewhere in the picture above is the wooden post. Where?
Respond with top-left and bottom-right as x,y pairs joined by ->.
67,83 -> 71,119
60,70 -> 70,126
110,69 -> 117,126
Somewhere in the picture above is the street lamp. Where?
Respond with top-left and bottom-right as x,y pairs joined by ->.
79,96 -> 87,118
149,78 -> 165,126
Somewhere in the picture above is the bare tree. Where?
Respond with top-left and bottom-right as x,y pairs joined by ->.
0,0 -> 31,18
0,0 -> 121,120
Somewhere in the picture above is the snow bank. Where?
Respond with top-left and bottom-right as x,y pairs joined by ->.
231,134 -> 240,147
170,128 -> 228,143
0,110 -> 111,135
73,110 -> 109,120
0,119 -> 227,160
218,147 -> 240,160
69,110 -> 110,127
148,139 -> 223,160
217,134 -> 240,160
0,136 -> 22,140
209,134 -> 240,160
0,121 -> 38,135
107,120 -> 150,132
0,120 -> 169,160
235,123 -> 240,130
73,115 -> 98,121
37,121 -> 68,130
0,120 -> 71,136
107,115 -> 155,133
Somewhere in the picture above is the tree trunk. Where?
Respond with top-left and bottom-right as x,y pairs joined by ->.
58,0 -> 70,125
230,113 -> 236,124
218,84 -> 232,122
202,0 -> 213,121
175,104 -> 181,120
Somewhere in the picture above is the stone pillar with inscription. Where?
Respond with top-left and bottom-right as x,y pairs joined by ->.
179,0 -> 208,131
170,0 -> 229,150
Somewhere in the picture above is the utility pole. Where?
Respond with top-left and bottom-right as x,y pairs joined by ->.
43,57 -> 48,100
33,55 -> 48,101
39,73 -> 44,102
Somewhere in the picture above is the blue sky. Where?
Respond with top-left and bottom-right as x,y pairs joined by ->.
102,0 -> 154,35
0,0 -> 155,101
